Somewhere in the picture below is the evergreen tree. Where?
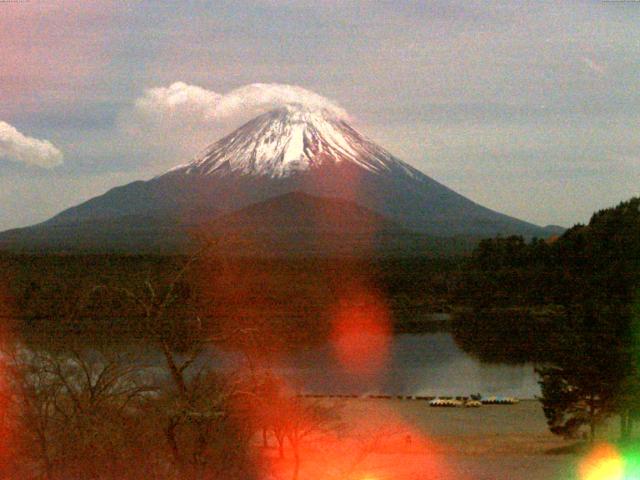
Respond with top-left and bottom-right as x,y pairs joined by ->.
537,198 -> 640,440
457,197 -> 640,440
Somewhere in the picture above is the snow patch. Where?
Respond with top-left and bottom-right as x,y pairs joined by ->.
165,104 -> 421,180
282,123 -> 305,165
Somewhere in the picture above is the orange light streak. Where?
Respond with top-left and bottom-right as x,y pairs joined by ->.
579,443 -> 624,480
0,278 -> 16,473
330,287 -> 391,376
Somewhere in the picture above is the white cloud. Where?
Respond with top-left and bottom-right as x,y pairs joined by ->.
133,82 -> 223,126
0,121 -> 63,168
120,82 -> 348,168
129,81 -> 348,129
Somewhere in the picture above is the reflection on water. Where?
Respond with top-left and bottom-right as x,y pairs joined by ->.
212,333 -> 541,399
85,333 -> 540,399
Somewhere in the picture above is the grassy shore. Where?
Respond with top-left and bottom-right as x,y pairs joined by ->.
263,398 -> 623,480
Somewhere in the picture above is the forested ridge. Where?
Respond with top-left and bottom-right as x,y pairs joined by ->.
0,254 -> 460,349
454,197 -> 640,440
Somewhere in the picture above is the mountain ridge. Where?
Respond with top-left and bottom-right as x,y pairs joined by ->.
165,104 -> 420,179
0,104 -> 561,254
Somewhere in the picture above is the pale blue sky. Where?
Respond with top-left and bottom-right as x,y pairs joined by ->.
1,0 -> 638,230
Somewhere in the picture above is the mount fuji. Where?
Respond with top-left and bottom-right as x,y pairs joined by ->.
0,104 -> 561,254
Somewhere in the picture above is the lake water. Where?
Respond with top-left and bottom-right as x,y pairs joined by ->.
210,332 -> 541,399
95,331 -> 540,399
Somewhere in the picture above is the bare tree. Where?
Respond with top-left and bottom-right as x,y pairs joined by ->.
285,396 -> 341,480
102,245 -> 258,480
6,344 -> 154,480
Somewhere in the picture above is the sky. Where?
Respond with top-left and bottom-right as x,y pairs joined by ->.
1,0 -> 639,231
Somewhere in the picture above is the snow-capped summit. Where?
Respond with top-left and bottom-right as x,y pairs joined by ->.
0,103 -> 561,253
168,104 -> 418,179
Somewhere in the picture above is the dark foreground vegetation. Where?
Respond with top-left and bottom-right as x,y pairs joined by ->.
0,325 -> 346,479
454,197 -> 640,442
1,254 -> 460,347
0,250 -> 361,479
1,197 -> 637,477
0,249 -> 461,479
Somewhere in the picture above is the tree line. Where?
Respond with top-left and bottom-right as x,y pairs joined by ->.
454,197 -> 640,441
0,253 -> 460,347
0,247 -> 399,480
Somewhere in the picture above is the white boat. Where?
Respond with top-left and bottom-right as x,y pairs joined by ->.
429,398 -> 462,407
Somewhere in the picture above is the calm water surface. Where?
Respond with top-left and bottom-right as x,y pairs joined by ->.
115,332 -> 540,398
211,333 -> 540,399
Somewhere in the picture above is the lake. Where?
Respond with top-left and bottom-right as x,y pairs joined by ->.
210,332 -> 541,399
68,330 -> 540,399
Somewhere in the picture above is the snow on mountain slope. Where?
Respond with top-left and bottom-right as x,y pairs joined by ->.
0,103 -> 560,253
167,104 -> 420,179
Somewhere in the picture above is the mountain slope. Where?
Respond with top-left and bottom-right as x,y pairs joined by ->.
208,191 -> 400,233
203,191 -> 408,257
200,192 -> 476,257
0,104 -> 559,254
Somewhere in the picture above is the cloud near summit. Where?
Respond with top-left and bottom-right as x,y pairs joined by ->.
0,121 -> 63,168
121,82 -> 348,167
132,82 -> 348,126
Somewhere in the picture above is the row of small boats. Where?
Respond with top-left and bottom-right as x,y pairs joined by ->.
429,396 -> 520,407
297,394 -> 521,406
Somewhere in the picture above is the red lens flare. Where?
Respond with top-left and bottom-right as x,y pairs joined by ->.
257,394 -> 455,480
0,278 -> 16,471
183,153 -> 450,479
330,287 -> 391,376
